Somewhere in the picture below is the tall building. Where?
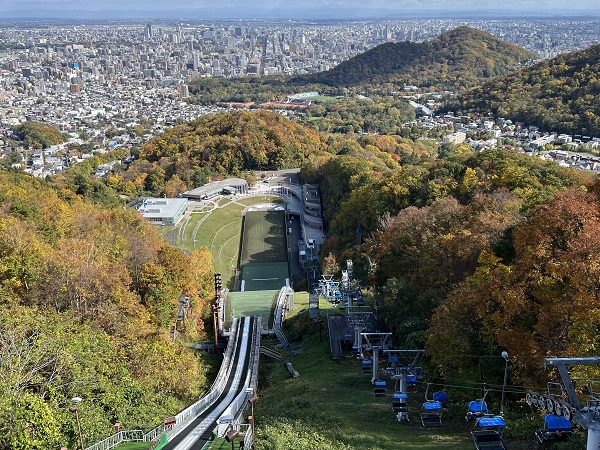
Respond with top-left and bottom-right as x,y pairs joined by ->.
145,23 -> 154,40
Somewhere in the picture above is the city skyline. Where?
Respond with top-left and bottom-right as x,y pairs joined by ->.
1,0 -> 600,19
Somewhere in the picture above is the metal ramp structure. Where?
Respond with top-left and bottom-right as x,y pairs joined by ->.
160,317 -> 259,450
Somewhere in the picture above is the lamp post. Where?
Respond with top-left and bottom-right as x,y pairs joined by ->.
69,397 -> 85,450
500,351 -> 509,416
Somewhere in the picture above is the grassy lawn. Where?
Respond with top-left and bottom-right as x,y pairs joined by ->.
255,299 -> 475,450
168,195 -> 284,286
115,443 -> 153,450
208,439 -> 242,449
183,212 -> 207,244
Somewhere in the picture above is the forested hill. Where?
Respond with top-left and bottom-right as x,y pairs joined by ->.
0,171 -> 215,448
444,43 -> 600,136
120,110 -> 327,197
299,26 -> 535,89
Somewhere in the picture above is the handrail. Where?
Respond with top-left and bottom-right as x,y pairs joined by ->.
165,318 -> 241,440
85,430 -> 143,450
260,346 -> 286,362
143,318 -> 240,443
273,288 -> 292,352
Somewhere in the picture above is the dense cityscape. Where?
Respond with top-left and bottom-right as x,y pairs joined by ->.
1,18 -> 599,127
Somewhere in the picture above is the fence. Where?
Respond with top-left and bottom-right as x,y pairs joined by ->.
85,430 -> 143,450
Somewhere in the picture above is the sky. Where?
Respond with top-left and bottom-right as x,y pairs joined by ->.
1,0 -> 599,18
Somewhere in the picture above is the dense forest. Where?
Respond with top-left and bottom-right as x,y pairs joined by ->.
300,26 -> 535,90
299,97 -> 415,134
0,171 -> 215,449
304,145 -> 596,385
113,110 -> 445,199
445,42 -> 600,136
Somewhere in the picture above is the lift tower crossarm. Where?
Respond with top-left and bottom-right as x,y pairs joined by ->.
544,358 -> 600,410
544,357 -> 600,434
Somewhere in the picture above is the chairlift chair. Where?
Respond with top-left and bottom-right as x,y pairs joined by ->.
373,380 -> 387,397
433,391 -> 448,407
407,372 -> 417,389
361,359 -> 372,374
420,401 -> 443,427
392,392 -> 409,422
535,414 -> 573,444
420,384 -> 444,427
472,416 -> 507,450
466,399 -> 489,421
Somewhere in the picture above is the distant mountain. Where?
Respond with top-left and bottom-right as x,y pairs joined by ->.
300,26 -> 535,89
444,43 -> 600,136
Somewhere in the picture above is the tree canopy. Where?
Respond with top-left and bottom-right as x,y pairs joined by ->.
300,26 -> 535,90
445,42 -> 600,136
0,170 -> 214,449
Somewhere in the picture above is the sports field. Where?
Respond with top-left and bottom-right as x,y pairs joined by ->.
240,210 -> 287,265
239,210 -> 290,292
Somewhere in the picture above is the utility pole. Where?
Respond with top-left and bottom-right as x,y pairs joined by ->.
500,351 -> 509,416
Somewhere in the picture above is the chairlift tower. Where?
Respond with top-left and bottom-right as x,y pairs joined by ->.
361,333 -> 392,383
384,349 -> 424,392
526,357 -> 600,449
347,311 -> 371,358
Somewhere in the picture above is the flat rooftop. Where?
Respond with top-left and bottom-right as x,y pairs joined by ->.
183,178 -> 248,199
137,197 -> 188,219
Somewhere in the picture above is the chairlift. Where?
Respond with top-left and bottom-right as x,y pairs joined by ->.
466,390 -> 490,421
373,380 -> 387,397
472,416 -> 507,450
407,371 -> 417,388
535,414 -> 573,444
387,355 -> 399,368
361,359 -> 372,374
392,392 -> 409,422
421,383 -> 443,427
421,401 -> 443,427
433,391 -> 448,406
